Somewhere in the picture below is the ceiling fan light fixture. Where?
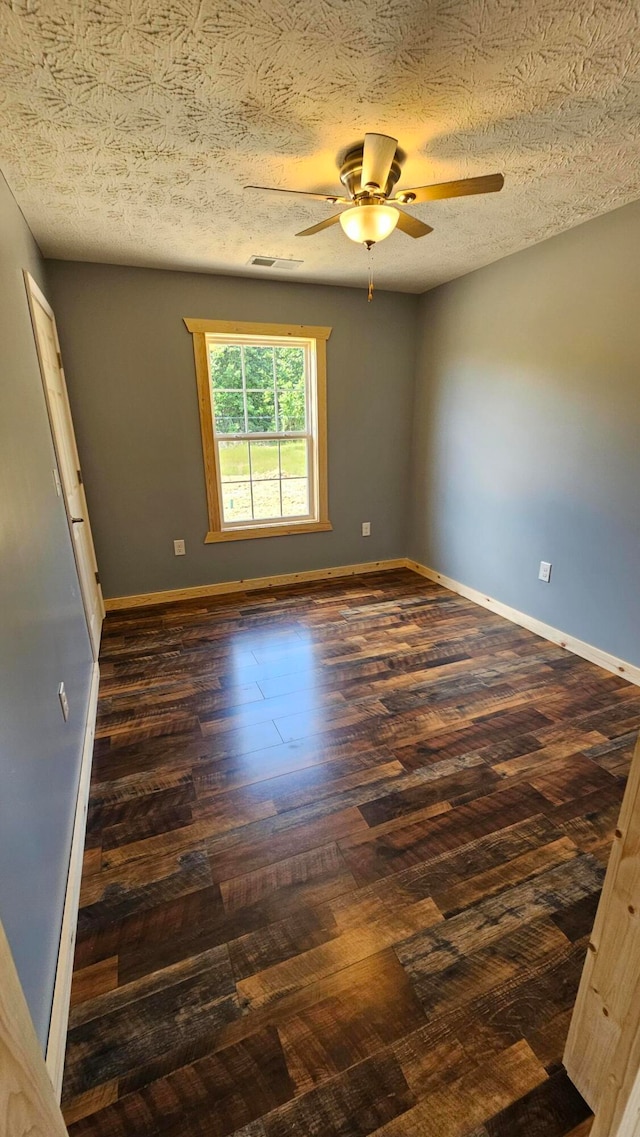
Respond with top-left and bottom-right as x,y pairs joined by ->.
339,204 -> 399,245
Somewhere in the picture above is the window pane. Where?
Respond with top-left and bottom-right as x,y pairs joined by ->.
218,440 -> 249,482
221,480 -> 253,523
275,346 -> 306,431
280,439 -> 307,479
206,336 -> 319,532
246,388 -> 276,432
252,480 -> 281,520
249,440 -> 280,480
210,345 -> 242,389
244,346 -> 274,390
213,389 -> 244,434
282,478 -> 308,517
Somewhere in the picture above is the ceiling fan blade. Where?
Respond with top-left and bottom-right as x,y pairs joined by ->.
245,184 -> 349,204
295,213 -> 343,237
361,133 -> 398,191
395,172 -> 505,203
394,210 -> 434,238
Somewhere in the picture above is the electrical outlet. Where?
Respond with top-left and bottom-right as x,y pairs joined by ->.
362,522 -> 371,537
174,539 -> 186,556
58,682 -> 69,721
538,560 -> 552,583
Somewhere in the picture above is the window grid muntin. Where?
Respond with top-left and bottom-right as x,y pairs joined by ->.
239,343 -> 248,433
216,438 -> 312,526
207,334 -> 316,530
210,340 -> 308,436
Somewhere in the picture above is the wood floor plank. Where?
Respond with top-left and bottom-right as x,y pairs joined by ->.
194,736 -> 386,796
67,1025 -> 294,1137
229,906 -> 342,984
412,916 -> 569,1022
70,957 -> 119,1008
457,940 -> 590,1065
236,896 -> 442,1011
525,1007 -> 574,1072
64,946 -> 240,1101
276,948 -> 426,1095
261,1049 -> 415,1137
340,782 -> 553,886
483,1069 -> 591,1137
372,1039 -> 546,1137
396,855 -> 604,991
565,1120 -> 594,1137
63,1081 -> 119,1128
432,836 -> 580,917
220,843 -> 357,922
78,847 -> 213,927
61,569 -> 639,1136
357,761 -> 501,826
207,806 -> 369,884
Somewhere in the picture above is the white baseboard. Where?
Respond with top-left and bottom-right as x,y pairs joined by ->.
104,558 -> 407,611
45,661 -> 100,1099
406,559 -> 640,688
105,555 -> 640,687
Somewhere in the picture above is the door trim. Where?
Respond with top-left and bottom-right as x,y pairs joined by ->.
564,730 -> 640,1136
45,662 -> 100,1099
0,922 -> 69,1135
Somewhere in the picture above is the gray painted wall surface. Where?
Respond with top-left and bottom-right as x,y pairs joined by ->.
0,176 -> 93,1046
47,262 -> 418,599
410,199 -> 640,667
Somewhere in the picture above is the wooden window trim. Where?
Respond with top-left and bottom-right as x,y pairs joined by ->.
184,318 -> 332,543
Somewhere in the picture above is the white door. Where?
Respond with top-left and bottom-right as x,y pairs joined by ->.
24,272 -> 104,658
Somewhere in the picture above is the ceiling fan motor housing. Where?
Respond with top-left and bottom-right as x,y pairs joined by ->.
339,146 -> 402,200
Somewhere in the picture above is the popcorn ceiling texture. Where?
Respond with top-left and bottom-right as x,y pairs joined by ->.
1,0 -> 640,292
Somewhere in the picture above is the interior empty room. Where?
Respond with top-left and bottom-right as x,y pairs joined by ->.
1,3 -> 640,1136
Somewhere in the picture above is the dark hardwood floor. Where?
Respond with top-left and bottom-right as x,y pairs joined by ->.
61,569 -> 640,1136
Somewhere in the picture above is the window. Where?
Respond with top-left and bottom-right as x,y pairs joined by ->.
184,319 -> 332,542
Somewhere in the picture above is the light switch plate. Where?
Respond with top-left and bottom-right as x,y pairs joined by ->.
58,682 -> 69,721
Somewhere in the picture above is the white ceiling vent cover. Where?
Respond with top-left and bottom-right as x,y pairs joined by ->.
248,256 -> 303,270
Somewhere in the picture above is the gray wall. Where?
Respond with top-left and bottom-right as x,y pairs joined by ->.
0,175 -> 93,1046
409,199 -> 640,667
46,262 -> 418,599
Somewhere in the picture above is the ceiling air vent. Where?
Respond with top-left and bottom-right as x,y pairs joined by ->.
248,256 -> 303,270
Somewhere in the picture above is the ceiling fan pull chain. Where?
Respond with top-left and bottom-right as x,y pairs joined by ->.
367,242 -> 374,303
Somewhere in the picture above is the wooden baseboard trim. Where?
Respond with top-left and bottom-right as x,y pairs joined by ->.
45,661 -> 100,1099
406,559 -> 640,687
105,557 -> 639,687
103,559 -> 408,611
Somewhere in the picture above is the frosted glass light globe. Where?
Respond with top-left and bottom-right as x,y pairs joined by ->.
339,204 -> 399,244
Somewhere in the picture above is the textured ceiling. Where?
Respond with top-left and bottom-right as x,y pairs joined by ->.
1,0 -> 640,292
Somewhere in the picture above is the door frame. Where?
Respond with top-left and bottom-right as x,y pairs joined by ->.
0,919 -> 69,1136
23,271 -> 104,659
565,730 -> 640,1137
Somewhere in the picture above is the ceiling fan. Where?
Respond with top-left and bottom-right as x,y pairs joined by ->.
246,132 -> 504,248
